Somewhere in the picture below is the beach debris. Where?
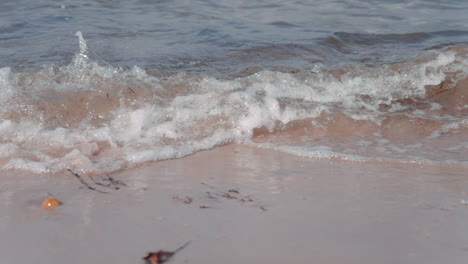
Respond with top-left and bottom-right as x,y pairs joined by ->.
172,195 -> 193,204
67,169 -> 126,193
201,182 -> 266,211
170,184 -> 266,211
206,191 -> 217,199
90,173 -> 127,190
68,169 -> 107,193
429,80 -> 451,98
143,241 -> 191,264
202,183 -> 253,201
42,198 -> 62,211
221,193 -> 237,199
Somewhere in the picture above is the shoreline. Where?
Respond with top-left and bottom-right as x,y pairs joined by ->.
1,144 -> 467,263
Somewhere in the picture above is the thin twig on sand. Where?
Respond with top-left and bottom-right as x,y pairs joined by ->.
67,169 -> 107,193
89,173 -> 127,190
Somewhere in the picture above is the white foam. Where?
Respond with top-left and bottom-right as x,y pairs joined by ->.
0,143 -> 19,159
253,143 -> 376,163
430,102 -> 442,110
429,119 -> 468,138
4,159 -> 50,173
1,34 -> 468,173
0,68 -> 15,103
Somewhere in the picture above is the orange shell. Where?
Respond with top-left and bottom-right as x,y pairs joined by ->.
42,198 -> 62,210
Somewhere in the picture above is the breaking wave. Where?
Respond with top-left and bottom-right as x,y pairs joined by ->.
1,32 -> 467,174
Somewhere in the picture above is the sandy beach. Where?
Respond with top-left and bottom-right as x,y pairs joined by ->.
0,144 -> 467,264
2,1 -> 468,263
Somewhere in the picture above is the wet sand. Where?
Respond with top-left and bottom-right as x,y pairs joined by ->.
0,144 -> 467,264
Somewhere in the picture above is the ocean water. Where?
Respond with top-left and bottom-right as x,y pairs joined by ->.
1,0 -> 467,173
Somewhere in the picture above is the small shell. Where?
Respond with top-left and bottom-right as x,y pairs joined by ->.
42,198 -> 62,211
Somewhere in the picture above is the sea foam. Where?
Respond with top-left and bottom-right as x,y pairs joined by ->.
1,33 -> 467,173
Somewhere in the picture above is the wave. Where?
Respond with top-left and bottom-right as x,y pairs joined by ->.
1,32 -> 467,174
